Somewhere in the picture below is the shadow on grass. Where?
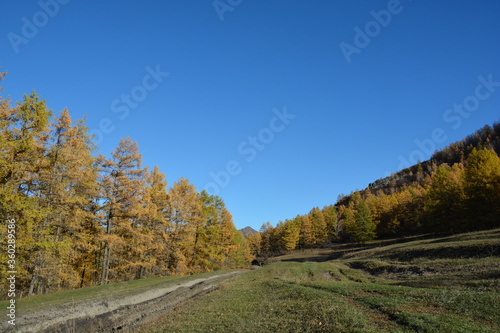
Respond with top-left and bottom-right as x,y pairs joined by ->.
277,234 -> 436,263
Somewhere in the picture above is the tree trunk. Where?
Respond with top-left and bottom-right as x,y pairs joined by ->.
28,254 -> 41,296
100,244 -> 109,285
28,270 -> 38,296
101,211 -> 113,285
80,267 -> 86,288
190,227 -> 200,269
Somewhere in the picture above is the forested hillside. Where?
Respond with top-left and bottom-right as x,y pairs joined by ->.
0,72 -> 250,298
254,121 -> 500,257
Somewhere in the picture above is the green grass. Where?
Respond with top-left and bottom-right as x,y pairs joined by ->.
140,262 -> 395,333
140,262 -> 500,333
140,229 -> 500,333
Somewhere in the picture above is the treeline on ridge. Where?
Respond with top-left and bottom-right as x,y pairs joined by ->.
250,121 -> 500,257
0,72 -> 250,299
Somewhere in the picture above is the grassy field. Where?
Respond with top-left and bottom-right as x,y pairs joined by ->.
140,229 -> 500,333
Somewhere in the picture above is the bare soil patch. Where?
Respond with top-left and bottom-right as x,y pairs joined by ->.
4,271 -> 242,333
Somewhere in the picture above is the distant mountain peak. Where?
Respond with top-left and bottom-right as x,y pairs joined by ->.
240,226 -> 258,237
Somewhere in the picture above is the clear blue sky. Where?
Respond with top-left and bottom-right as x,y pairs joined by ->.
1,0 -> 499,230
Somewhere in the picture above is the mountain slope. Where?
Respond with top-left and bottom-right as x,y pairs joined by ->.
239,226 -> 258,237
366,122 -> 500,197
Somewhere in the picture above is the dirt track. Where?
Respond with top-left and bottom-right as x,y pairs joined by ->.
6,271 -> 242,333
